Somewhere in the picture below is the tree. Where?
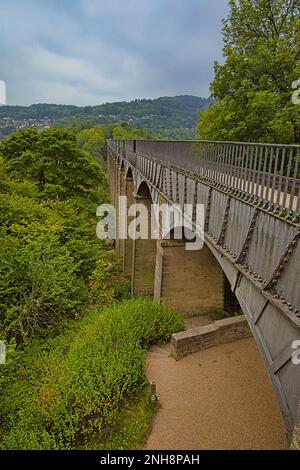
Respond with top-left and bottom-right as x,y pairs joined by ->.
0,128 -> 106,202
197,0 -> 300,143
77,125 -> 106,162
112,123 -> 151,140
0,128 -> 112,342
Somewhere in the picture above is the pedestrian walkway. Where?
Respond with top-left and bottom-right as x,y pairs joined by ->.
144,338 -> 288,450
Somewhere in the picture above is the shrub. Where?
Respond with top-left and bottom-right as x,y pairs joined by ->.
0,231 -> 87,341
113,278 -> 131,301
0,298 -> 184,450
0,193 -> 116,341
88,259 -> 115,308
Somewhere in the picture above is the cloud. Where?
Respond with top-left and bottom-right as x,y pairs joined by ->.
0,0 -> 229,105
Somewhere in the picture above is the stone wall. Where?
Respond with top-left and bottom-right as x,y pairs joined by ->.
154,239 -> 224,316
171,315 -> 252,360
131,196 -> 156,296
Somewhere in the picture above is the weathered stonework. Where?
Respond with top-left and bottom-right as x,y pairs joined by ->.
131,195 -> 156,296
154,238 -> 224,316
123,178 -> 135,278
118,169 -> 126,263
171,315 -> 252,360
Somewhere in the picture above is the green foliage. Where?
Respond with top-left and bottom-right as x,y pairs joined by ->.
112,278 -> 131,301
0,298 -> 184,450
88,260 -> 115,307
0,125 -> 183,451
88,250 -> 131,302
198,0 -> 300,143
112,124 -> 152,140
0,191 -> 114,341
0,128 -> 108,203
0,228 -> 87,342
77,125 -> 106,162
149,127 -> 197,140
0,128 -> 112,342
0,96 -> 211,141
100,386 -> 155,451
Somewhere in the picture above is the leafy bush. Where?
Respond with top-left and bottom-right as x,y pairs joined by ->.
88,259 -> 115,307
0,192 -> 114,341
0,298 -> 184,450
0,230 -> 87,341
112,278 -> 131,301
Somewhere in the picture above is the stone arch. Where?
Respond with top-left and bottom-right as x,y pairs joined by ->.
136,180 -> 152,198
125,165 -> 133,180
153,220 -> 224,317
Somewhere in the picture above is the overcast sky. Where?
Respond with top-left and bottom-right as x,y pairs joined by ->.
0,0 -> 229,106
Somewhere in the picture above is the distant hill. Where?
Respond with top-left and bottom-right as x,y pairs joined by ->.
0,95 -> 212,139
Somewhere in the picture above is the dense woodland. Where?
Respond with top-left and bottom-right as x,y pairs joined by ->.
0,126 -> 183,449
0,95 -> 210,140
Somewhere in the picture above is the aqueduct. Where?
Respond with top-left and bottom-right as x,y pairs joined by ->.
107,138 -> 300,444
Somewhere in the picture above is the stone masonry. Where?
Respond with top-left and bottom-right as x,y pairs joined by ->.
154,238 -> 224,316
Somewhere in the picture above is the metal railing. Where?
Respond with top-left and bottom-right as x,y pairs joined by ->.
108,139 -> 300,218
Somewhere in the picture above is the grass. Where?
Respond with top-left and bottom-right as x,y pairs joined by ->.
84,386 -> 156,450
0,297 -> 183,450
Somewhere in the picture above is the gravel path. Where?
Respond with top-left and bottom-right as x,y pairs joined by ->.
144,338 -> 288,450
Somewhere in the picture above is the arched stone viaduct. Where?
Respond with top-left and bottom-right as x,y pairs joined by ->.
107,139 -> 300,444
